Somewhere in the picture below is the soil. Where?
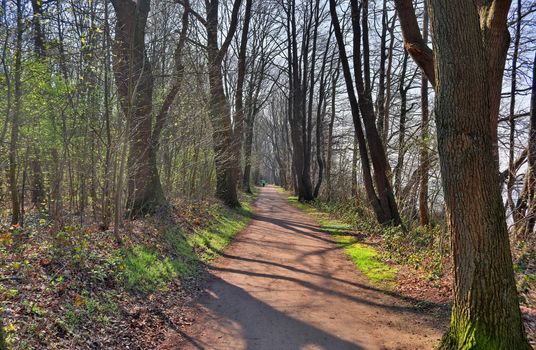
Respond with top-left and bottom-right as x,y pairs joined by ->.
159,186 -> 448,349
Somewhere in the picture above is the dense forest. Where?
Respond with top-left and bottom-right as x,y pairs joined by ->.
1,0 -> 536,349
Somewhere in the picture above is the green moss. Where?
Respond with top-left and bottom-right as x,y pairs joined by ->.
336,236 -> 396,284
438,312 -> 533,350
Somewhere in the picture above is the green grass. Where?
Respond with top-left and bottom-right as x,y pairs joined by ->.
123,192 -> 256,293
286,190 -> 397,287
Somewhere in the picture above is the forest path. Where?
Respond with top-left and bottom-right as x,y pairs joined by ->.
160,186 -> 445,350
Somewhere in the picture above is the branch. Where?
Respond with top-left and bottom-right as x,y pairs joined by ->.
175,0 -> 207,26
394,0 -> 435,87
152,4 -> 190,150
216,0 -> 243,63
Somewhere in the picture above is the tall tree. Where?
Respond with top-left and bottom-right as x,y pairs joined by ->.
203,0 -> 243,206
396,0 -> 531,348
330,0 -> 401,225
418,1 -> 430,226
111,0 -> 166,217
233,0 -> 253,190
8,0 -> 23,225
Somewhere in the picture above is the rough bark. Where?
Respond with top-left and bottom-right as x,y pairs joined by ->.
400,0 -> 531,347
111,0 -> 166,217
205,0 -> 242,207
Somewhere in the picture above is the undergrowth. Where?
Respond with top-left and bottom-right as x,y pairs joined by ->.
0,190 -> 257,348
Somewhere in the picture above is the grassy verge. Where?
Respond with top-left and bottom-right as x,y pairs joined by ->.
287,195 -> 397,288
124,191 -> 256,293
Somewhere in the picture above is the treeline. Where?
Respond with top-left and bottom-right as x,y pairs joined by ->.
1,0 -> 536,348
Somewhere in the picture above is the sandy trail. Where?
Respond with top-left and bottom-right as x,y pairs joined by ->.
161,186 -> 445,349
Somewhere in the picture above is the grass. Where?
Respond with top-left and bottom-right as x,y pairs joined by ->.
123,192 -> 256,293
287,192 -> 397,287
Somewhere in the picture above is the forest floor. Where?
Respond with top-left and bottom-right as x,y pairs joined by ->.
161,186 -> 449,349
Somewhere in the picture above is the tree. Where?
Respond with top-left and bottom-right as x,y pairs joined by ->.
283,0 -> 316,201
111,0 -> 188,217
396,0 -> 531,348
111,0 -> 164,217
8,0 -> 23,225
204,0 -> 243,206
233,0 -> 253,191
329,0 -> 401,225
418,1 -> 430,226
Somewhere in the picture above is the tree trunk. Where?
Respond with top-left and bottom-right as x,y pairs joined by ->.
418,1 -> 430,226
326,66 -> 338,201
427,1 -> 531,348
329,0 -> 387,224
330,0 -> 401,225
507,0 -> 522,221
205,0 -> 242,207
9,0 -> 23,225
286,0 -> 314,201
394,50 -> 409,197
111,0 -> 166,218
514,52 -> 536,238
233,0 -> 252,189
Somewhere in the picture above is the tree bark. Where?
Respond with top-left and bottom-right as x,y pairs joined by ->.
397,0 -> 531,347
111,0 -> 166,218
329,0 -> 388,224
233,0 -> 252,189
507,0 -> 522,221
394,50 -> 409,197
205,0 -> 242,207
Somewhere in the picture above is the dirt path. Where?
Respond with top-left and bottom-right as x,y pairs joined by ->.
161,186 -> 446,349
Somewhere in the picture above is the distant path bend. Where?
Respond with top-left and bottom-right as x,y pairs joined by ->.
162,186 -> 444,350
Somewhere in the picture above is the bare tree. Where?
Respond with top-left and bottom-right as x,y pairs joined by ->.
397,0 -> 531,347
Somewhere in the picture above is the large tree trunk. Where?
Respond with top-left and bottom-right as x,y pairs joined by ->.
397,0 -> 531,346
428,1 -> 530,348
111,0 -> 165,218
205,0 -> 242,207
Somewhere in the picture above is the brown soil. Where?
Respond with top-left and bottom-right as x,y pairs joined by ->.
159,186 -> 448,349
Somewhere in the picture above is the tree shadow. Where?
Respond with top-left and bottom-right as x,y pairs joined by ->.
190,274 -> 366,350
207,245 -> 448,312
